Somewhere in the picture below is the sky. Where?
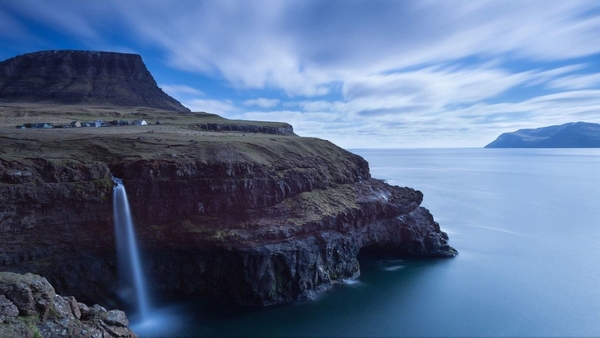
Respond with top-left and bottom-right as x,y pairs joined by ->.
1,0 -> 600,148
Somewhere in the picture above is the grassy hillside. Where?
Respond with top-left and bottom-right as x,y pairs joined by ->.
0,104 -> 297,163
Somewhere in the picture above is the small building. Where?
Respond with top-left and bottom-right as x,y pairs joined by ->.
84,121 -> 102,127
70,121 -> 81,128
133,119 -> 148,126
16,125 -> 26,129
31,123 -> 53,129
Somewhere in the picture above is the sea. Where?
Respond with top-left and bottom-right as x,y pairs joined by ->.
133,148 -> 600,337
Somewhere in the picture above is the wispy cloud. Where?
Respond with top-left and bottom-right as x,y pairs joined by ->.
184,99 -> 238,116
547,73 -> 600,90
2,0 -> 600,147
243,98 -> 281,108
160,84 -> 204,96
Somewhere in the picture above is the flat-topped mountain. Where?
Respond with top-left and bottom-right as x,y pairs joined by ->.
0,50 -> 189,112
485,122 -> 600,148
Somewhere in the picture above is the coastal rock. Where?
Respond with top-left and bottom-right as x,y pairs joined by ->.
0,49 -> 455,308
0,50 -> 189,112
0,272 -> 137,338
194,122 -> 296,135
0,137 -> 456,307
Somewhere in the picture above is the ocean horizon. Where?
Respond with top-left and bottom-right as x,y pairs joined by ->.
131,148 -> 600,337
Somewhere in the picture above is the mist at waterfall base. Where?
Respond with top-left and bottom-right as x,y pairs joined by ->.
112,178 -> 184,336
129,149 -> 600,337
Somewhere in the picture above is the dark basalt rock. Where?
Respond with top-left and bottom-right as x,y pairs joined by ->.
0,50 -> 190,112
485,121 -> 600,148
195,122 -> 296,135
0,272 -> 137,338
0,50 -> 455,308
0,139 -> 456,307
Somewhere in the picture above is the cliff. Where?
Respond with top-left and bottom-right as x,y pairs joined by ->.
0,49 -> 455,309
0,132 -> 456,307
0,50 -> 190,112
0,272 -> 137,337
485,122 -> 600,148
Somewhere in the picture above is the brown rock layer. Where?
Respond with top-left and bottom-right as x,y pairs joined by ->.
0,137 -> 456,307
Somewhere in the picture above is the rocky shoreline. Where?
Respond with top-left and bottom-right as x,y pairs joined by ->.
0,272 -> 136,338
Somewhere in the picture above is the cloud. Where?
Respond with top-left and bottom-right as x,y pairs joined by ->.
3,0 -> 600,147
183,99 -> 238,116
547,73 -> 600,90
160,84 -> 204,96
243,98 -> 281,108
2,1 -> 115,43
114,1 -> 600,94
0,9 -> 27,40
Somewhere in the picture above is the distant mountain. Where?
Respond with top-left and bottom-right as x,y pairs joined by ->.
485,122 -> 600,148
0,50 -> 190,112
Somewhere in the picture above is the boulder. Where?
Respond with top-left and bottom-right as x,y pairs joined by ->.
0,272 -> 137,338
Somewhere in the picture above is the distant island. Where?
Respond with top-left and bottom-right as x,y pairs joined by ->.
484,122 -> 600,148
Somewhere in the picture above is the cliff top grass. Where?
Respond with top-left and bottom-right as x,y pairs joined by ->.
0,103 -> 303,163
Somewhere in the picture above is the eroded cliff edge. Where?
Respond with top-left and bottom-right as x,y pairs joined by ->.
0,133 -> 456,307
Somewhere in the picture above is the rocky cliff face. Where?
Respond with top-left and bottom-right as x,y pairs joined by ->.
0,50 -> 189,112
0,272 -> 137,338
194,122 -> 295,135
0,137 -> 456,307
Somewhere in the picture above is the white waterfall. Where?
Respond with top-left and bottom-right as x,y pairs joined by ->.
112,177 -> 151,321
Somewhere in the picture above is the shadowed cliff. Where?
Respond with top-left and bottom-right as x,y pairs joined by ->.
0,133 -> 456,306
0,50 -> 456,308
0,50 -> 189,112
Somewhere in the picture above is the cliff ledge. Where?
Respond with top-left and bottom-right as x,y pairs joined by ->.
0,119 -> 456,306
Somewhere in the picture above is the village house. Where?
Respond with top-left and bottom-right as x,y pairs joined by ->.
133,119 -> 148,126
31,123 -> 54,129
16,119 -> 151,130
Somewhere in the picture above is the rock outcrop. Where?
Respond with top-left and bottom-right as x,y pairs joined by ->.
194,122 -> 295,135
485,121 -> 600,148
0,136 -> 456,307
0,272 -> 136,338
0,50 -> 190,112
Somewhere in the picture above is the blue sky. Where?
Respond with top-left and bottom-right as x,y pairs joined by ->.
1,0 -> 600,148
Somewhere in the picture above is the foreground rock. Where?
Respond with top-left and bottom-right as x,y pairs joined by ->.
0,272 -> 136,338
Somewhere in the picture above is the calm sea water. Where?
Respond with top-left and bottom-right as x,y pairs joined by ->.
134,148 -> 600,337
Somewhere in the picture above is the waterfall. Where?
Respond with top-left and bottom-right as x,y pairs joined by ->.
112,177 -> 151,321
